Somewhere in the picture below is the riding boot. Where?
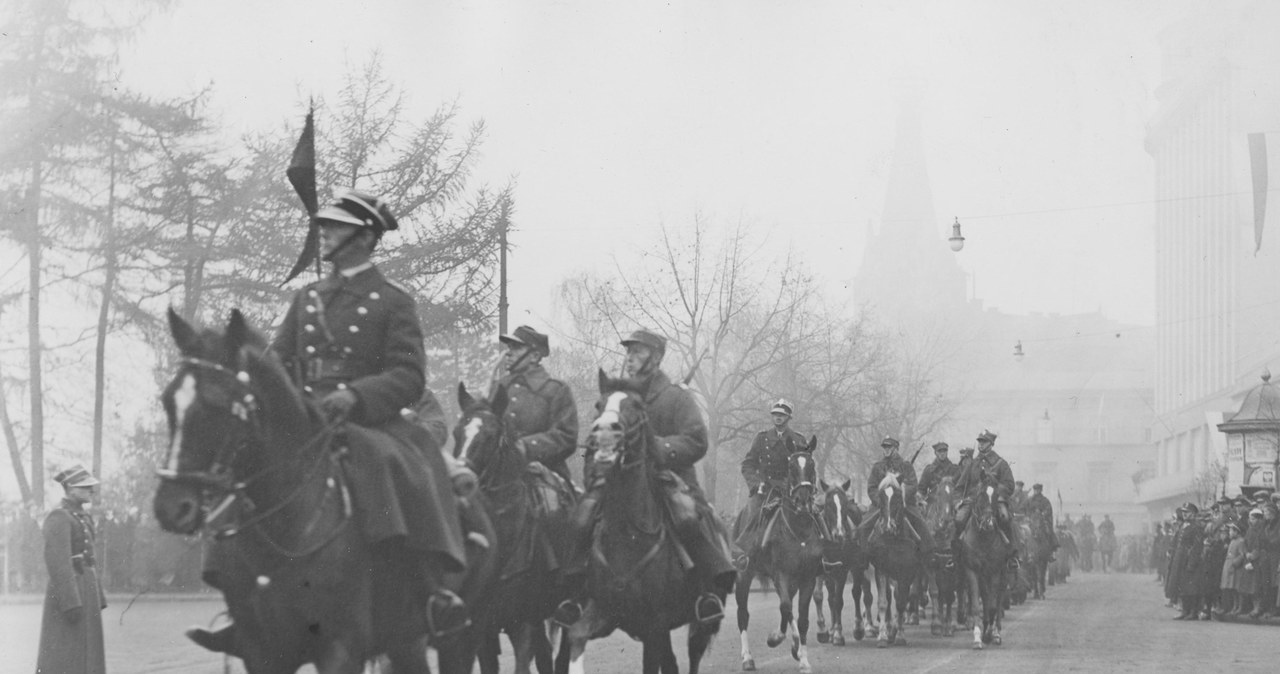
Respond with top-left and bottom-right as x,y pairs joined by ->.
185,624 -> 239,656
417,557 -> 469,639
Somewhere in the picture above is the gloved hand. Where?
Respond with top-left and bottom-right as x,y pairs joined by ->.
321,390 -> 358,422
515,437 -> 530,459
64,606 -> 83,624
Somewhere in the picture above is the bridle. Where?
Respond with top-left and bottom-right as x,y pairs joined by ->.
157,356 -> 345,551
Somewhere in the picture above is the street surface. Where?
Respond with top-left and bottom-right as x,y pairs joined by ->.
0,573 -> 1273,673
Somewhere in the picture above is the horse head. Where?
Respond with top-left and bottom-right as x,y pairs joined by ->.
877,471 -> 906,535
785,436 -> 820,505
453,381 -> 517,485
590,369 -> 653,477
154,308 -> 310,535
975,482 -> 998,533
820,478 -> 855,543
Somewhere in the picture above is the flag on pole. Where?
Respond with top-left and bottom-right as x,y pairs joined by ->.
283,107 -> 319,284
1249,132 -> 1268,254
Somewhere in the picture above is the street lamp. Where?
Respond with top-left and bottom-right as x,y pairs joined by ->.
948,217 -> 965,252
1013,340 -> 1025,361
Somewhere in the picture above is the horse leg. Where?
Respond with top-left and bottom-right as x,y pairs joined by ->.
928,570 -> 943,636
687,619 -> 718,674
828,572 -> 846,646
642,631 -> 676,674
895,576 -> 909,646
796,576 -> 814,674
737,568 -> 756,671
876,572 -> 890,648
966,568 -> 983,650
767,574 -> 793,649
532,621 -> 555,674
559,601 -> 600,674
476,629 -> 500,674
509,623 -> 536,674
381,638 -> 432,674
813,573 -> 828,643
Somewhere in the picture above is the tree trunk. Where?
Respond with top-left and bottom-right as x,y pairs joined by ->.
26,158 -> 44,506
92,134 -> 119,479
0,314 -> 32,503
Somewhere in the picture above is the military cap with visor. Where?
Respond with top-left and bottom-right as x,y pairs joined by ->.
620,329 -> 667,357
54,463 -> 99,489
977,429 -> 998,443
314,189 -> 399,236
880,436 -> 900,449
500,325 -> 550,357
1033,483 -> 1044,491
931,441 -> 949,452
770,399 -> 793,416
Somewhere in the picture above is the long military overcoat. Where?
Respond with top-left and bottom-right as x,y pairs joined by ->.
36,502 -> 106,674
498,363 -> 578,484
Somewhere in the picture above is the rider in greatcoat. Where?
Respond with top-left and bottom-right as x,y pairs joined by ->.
1026,483 -> 1061,551
860,437 -> 935,556
917,441 -> 960,503
187,190 -> 469,655
495,325 -> 579,487
734,399 -> 809,566
953,429 -> 1020,569
555,329 -> 737,627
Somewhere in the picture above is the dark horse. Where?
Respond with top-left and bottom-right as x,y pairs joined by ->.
924,476 -> 962,636
958,480 -> 1013,650
153,309 -> 494,673
1023,510 -> 1054,599
733,440 -> 823,673
453,382 -> 573,674
557,372 -> 725,674
812,479 -> 877,646
862,471 -> 929,648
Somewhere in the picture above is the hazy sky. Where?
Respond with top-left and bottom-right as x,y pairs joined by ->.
116,0 -> 1203,330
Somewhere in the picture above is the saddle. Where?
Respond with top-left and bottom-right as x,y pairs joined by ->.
524,461 -> 577,517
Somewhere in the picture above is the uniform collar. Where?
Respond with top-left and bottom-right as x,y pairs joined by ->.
337,261 -> 374,278
506,363 -> 550,390
61,497 -> 85,512
642,370 -> 673,403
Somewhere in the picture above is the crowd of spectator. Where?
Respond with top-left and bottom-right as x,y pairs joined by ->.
1159,491 -> 1280,621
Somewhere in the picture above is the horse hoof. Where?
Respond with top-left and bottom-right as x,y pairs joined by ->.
853,627 -> 864,642
877,640 -> 888,649
832,633 -> 845,646
766,632 -> 785,648
931,624 -> 942,636
816,631 -> 830,644
742,658 -> 756,671
791,642 -> 800,660
993,635 -> 1002,646
973,642 -> 984,650
897,636 -> 907,646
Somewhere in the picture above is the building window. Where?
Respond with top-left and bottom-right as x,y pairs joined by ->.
1088,462 -> 1112,501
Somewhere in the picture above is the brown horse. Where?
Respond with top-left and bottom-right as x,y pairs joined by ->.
1023,509 -> 1054,599
812,479 -> 877,646
924,476 -> 962,636
958,480 -> 1013,650
733,440 -> 823,673
153,309 -> 493,674
556,372 -> 724,674
453,382 -> 573,674
862,471 -> 929,648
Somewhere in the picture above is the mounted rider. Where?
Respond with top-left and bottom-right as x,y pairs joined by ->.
860,437 -> 935,556
1010,481 -> 1029,515
734,399 -> 810,567
495,325 -> 579,516
1026,483 -> 1061,551
186,190 -> 469,655
555,329 -> 737,627
917,441 -> 960,503
953,429 -> 1020,569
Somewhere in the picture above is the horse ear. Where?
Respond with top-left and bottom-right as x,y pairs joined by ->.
819,479 -> 830,493
597,368 -> 609,393
807,435 -> 818,453
491,384 -> 509,417
225,309 -> 250,363
841,478 -> 852,493
168,307 -> 198,355
457,382 -> 475,411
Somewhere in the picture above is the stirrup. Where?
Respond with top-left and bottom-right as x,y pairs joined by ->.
185,624 -> 238,656
695,593 -> 725,624
553,599 -> 583,628
426,591 -> 471,640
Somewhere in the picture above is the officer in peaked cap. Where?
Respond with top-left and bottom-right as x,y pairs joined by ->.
494,324 -> 579,486
37,465 -> 107,674
861,436 -> 934,556
188,189 -> 469,654
558,327 -> 736,628
954,429 -> 1020,569
736,398 -> 809,565
918,441 -> 960,502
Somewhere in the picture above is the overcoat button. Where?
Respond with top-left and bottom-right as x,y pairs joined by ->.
370,292 -> 380,300
357,307 -> 368,315
349,325 -> 359,333
304,324 -> 316,333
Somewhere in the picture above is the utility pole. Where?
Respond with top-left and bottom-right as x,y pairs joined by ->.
498,199 -> 510,336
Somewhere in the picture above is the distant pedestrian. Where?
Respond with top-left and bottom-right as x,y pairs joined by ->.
36,464 -> 107,674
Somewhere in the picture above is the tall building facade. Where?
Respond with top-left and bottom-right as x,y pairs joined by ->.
1137,4 -> 1280,516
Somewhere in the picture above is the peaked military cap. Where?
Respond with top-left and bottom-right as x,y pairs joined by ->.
500,325 -> 550,357
931,441 -> 949,452
977,429 -> 998,443
1254,490 -> 1272,502
959,446 -> 975,456
314,189 -> 399,234
880,436 -> 900,449
1033,483 -> 1044,491
1181,502 -> 1199,514
620,329 -> 666,356
54,463 -> 99,488
770,399 -> 793,416
1015,480 -> 1025,487
1233,496 -> 1252,506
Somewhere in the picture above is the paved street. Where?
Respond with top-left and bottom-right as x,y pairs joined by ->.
1,573 -> 1274,673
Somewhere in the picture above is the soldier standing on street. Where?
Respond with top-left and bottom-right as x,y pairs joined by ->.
734,399 -> 808,566
555,329 -> 737,627
495,325 -> 579,488
37,465 -> 107,674
860,437 -> 934,555
187,190 -> 469,655
918,441 -> 959,503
